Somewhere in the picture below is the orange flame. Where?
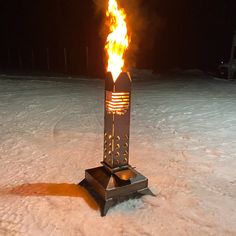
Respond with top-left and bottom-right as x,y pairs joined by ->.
105,0 -> 129,82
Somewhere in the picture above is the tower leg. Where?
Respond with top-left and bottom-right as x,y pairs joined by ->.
138,188 -> 156,197
101,199 -> 114,217
79,179 -> 115,217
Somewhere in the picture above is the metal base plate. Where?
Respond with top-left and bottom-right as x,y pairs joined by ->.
79,166 -> 155,216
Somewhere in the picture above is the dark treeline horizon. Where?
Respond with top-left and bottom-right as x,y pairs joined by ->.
0,0 -> 235,77
0,0 -> 104,76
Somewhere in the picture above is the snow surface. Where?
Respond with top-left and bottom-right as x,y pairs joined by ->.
0,72 -> 236,236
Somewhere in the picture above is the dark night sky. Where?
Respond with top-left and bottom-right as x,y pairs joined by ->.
0,0 -> 235,76
150,0 -> 236,70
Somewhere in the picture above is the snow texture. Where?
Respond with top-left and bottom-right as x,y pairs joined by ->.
0,72 -> 236,236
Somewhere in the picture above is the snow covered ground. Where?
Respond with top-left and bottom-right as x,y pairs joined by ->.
0,72 -> 235,236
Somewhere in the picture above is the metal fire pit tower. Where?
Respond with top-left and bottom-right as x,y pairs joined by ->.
80,72 -> 154,216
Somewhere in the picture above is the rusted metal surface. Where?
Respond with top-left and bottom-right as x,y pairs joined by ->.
79,72 -> 155,216
103,72 -> 132,169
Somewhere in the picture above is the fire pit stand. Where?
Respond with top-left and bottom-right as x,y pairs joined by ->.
79,72 -> 155,216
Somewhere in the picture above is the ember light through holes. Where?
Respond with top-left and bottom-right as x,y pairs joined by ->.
106,91 -> 130,115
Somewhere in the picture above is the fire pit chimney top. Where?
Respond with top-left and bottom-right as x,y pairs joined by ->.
106,72 -> 131,92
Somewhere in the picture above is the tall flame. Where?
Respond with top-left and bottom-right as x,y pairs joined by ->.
105,0 -> 129,82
